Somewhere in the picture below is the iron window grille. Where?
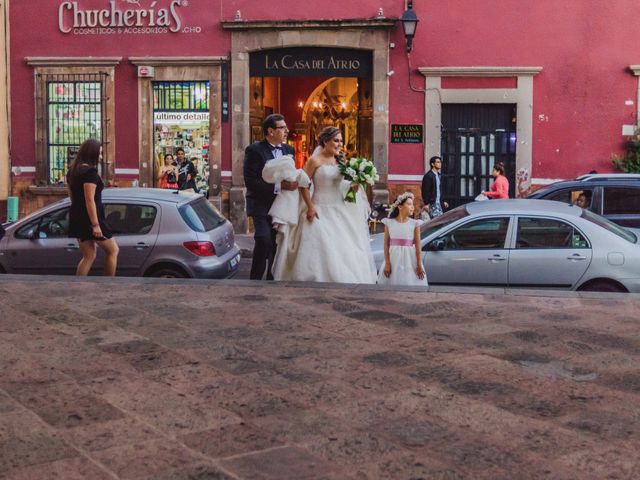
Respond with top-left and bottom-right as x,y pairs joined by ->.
37,72 -> 108,185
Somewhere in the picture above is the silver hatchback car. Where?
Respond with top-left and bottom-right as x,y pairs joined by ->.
0,188 -> 241,278
371,199 -> 640,292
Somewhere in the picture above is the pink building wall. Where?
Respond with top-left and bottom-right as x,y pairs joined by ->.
9,0 -> 640,189
9,0 -> 231,175
388,0 -> 640,180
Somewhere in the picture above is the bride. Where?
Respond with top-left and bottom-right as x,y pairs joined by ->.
273,126 -> 377,283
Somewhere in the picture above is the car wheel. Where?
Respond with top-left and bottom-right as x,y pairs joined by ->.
148,266 -> 188,278
578,280 -> 627,293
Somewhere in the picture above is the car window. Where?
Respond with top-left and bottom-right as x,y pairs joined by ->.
420,205 -> 468,240
440,217 -> 509,250
516,217 -> 589,249
15,219 -> 40,239
581,209 -> 637,243
15,209 -> 69,239
546,188 -> 593,209
179,197 -> 225,232
104,204 -> 157,235
603,187 -> 640,216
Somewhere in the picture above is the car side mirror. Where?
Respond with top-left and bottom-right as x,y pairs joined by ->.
426,239 -> 445,251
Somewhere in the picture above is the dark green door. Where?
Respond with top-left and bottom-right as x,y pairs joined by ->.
441,104 -> 517,208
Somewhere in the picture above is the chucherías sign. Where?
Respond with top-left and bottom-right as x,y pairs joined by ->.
58,0 -> 197,35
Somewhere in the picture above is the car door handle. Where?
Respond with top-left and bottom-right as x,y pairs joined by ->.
488,255 -> 507,262
65,243 -> 79,251
567,254 -> 587,261
135,242 -> 150,250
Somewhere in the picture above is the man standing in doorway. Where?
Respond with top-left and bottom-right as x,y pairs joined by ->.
176,148 -> 197,191
421,155 -> 449,219
244,114 -> 297,280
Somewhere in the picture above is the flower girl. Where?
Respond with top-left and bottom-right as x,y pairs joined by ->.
377,192 -> 428,286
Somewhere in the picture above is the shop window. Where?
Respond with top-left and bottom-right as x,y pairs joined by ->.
43,75 -> 107,185
28,59 -> 119,189
152,81 -> 210,195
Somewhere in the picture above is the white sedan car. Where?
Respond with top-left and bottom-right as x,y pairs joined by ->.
371,199 -> 640,292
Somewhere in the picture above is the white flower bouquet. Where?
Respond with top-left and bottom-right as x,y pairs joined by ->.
337,156 -> 379,203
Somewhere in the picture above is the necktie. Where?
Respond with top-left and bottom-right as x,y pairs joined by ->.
271,145 -> 283,159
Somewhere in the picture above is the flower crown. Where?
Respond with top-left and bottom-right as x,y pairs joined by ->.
387,191 -> 414,213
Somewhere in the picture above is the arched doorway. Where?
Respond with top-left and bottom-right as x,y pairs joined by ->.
223,20 -> 394,232
248,71 -> 373,169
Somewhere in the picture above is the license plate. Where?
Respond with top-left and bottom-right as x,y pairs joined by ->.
229,255 -> 239,269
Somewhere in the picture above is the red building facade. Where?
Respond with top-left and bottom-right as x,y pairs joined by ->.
6,0 -> 640,230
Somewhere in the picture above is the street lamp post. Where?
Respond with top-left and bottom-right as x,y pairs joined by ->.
401,0 -> 419,53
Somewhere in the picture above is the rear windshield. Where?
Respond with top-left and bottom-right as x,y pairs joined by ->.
179,197 -> 226,232
420,206 -> 469,239
581,209 -> 637,243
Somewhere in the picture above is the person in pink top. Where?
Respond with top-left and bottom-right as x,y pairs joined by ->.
483,162 -> 509,199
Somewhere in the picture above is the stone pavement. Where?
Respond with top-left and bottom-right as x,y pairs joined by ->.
235,234 -> 254,258
1,276 -> 640,480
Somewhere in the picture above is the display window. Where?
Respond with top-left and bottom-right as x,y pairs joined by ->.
47,79 -> 104,184
153,81 -> 210,194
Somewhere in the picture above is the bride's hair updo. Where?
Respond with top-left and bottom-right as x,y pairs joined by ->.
388,191 -> 414,219
317,126 -> 341,147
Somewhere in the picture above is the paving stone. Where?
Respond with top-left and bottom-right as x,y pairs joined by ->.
3,456 -> 114,480
221,446 -> 334,480
59,417 -> 162,452
96,378 -> 240,435
2,277 -> 640,479
0,411 -> 79,474
151,462 -> 237,480
0,392 -> 18,414
304,431 -> 405,466
251,408 -> 345,443
5,382 -> 124,428
89,438 -> 205,480
179,422 -> 283,459
219,390 -> 305,419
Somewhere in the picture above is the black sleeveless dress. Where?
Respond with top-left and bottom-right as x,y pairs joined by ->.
68,166 -> 112,241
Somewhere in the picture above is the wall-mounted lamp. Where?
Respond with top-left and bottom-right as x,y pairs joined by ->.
401,0 -> 419,53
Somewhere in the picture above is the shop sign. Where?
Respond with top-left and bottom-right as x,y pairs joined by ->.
154,111 -> 209,124
250,47 -> 372,77
391,124 -> 423,144
58,0 -> 201,35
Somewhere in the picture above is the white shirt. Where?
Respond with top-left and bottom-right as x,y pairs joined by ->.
269,143 -> 283,193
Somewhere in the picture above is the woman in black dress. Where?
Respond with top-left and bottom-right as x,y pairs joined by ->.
67,138 -> 119,276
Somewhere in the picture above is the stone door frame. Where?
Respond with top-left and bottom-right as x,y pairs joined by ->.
223,19 -> 396,232
129,57 -> 226,201
419,66 -> 542,196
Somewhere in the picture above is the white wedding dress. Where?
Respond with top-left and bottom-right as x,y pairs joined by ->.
273,164 -> 377,284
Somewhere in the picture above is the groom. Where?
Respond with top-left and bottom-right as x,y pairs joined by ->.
244,114 -> 297,280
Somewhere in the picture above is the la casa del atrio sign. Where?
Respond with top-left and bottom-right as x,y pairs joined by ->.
250,48 -> 373,77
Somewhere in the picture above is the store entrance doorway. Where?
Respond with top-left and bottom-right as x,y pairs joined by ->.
249,48 -> 373,166
152,81 -> 210,194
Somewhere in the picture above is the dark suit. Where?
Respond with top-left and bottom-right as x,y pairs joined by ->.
421,169 -> 442,208
244,139 -> 295,280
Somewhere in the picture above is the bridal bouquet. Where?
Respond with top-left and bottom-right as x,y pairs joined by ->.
337,156 -> 379,203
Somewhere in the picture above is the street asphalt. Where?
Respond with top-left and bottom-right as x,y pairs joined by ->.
0,275 -> 639,479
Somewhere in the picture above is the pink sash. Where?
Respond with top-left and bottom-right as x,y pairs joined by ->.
390,239 -> 413,247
